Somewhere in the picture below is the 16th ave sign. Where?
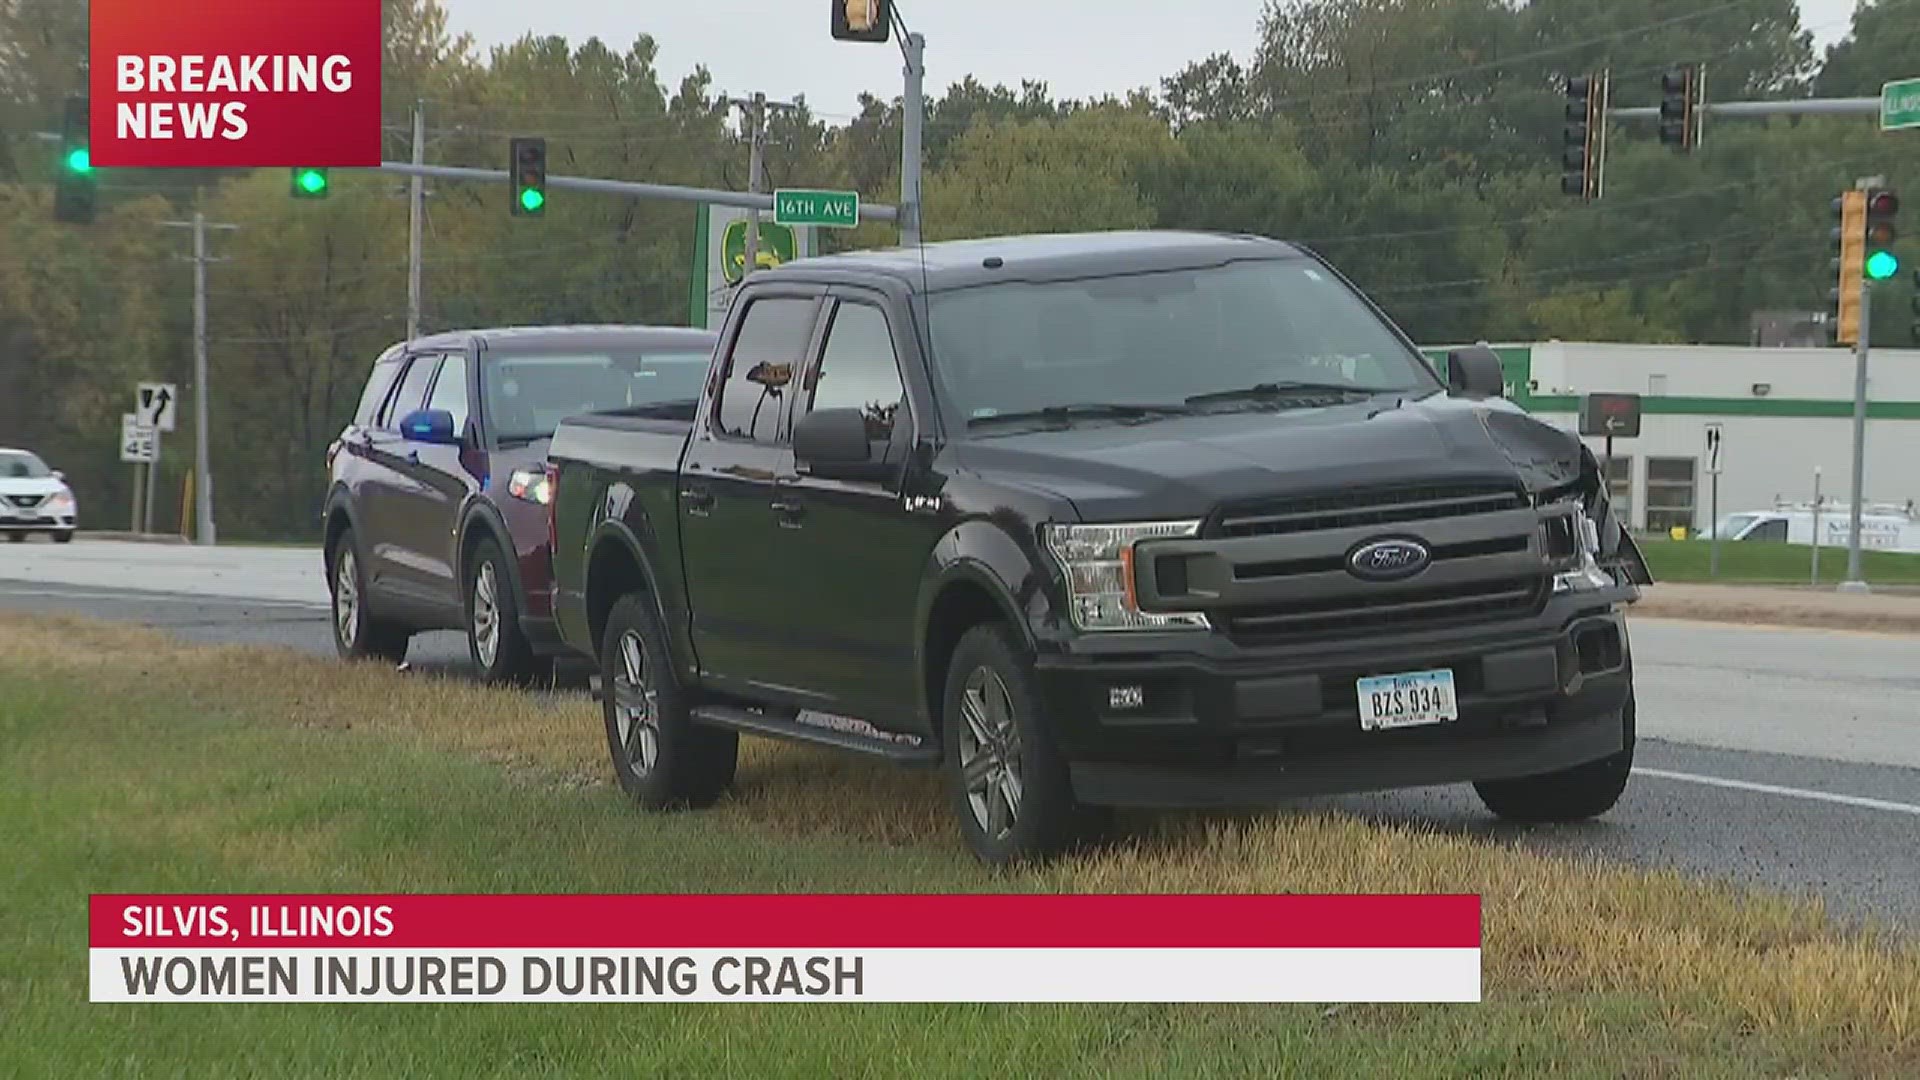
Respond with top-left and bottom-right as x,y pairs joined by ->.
774,188 -> 860,229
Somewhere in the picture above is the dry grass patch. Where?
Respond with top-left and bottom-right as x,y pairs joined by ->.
4,613 -> 1917,1065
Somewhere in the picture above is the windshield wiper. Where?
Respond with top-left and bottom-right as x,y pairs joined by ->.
1185,381 -> 1398,406
968,402 -> 1192,428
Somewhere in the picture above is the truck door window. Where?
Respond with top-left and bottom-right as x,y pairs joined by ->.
1747,518 -> 1788,542
426,352 -> 470,434
714,298 -> 817,444
807,302 -> 906,446
382,355 -> 442,430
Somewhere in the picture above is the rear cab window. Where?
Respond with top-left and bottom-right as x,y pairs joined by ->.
481,347 -> 715,447
712,297 -> 821,444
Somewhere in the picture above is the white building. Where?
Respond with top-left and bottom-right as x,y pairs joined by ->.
1423,341 -> 1920,533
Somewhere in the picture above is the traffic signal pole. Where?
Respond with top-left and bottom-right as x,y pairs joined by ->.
899,22 -> 925,246
1842,280 -> 1871,592
407,102 -> 425,341
371,161 -> 901,223
1611,95 -> 1882,121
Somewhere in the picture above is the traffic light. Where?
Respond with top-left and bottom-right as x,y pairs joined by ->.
1659,65 -> 1700,151
1561,75 -> 1598,199
290,167 -> 330,198
1830,190 -> 1865,345
1864,187 -> 1899,281
53,96 -> 95,224
510,137 -> 546,216
831,0 -> 892,42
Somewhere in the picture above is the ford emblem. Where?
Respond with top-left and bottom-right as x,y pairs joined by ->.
1347,537 -> 1431,582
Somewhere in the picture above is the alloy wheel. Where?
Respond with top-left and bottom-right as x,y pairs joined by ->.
958,665 -> 1024,842
472,562 -> 500,669
334,549 -> 359,648
611,629 -> 660,775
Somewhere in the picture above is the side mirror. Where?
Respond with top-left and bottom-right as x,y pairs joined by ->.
1446,345 -> 1505,398
794,407 -> 895,481
51,470 -> 65,482
397,408 -> 459,446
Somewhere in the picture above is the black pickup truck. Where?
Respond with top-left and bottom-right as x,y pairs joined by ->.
546,231 -> 1652,865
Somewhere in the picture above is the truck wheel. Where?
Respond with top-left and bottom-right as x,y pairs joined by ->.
464,536 -> 547,685
1474,690 -> 1635,824
600,593 -> 736,809
941,623 -> 1107,866
328,530 -> 410,664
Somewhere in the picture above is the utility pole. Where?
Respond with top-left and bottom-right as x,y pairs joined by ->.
729,93 -> 801,279
898,22 -> 925,245
159,212 -> 238,546
407,101 -> 425,341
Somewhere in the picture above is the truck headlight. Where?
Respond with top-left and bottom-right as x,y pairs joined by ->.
1552,509 -> 1612,593
1043,521 -> 1210,632
506,467 -> 552,505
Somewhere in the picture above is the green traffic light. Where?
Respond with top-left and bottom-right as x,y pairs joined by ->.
1865,250 -> 1900,280
65,148 -> 91,173
298,170 -> 327,194
518,187 -> 545,212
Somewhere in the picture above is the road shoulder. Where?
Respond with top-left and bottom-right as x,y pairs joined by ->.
1633,582 -> 1920,635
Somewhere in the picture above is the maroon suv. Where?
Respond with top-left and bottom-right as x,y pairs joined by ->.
322,325 -> 718,682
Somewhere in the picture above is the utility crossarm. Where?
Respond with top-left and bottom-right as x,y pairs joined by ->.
375,161 -> 901,223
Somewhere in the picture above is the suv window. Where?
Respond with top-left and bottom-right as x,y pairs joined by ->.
355,357 -> 403,426
714,298 -> 817,444
807,301 -> 906,447
383,355 -> 442,430
427,352 -> 469,434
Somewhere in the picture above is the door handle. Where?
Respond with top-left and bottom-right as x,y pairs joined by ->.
770,498 -> 805,528
681,486 -> 715,515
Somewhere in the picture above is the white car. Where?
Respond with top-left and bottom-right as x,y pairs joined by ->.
0,448 -> 77,543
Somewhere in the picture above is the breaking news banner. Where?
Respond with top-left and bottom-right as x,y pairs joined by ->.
89,894 -> 1481,1004
88,0 -> 382,168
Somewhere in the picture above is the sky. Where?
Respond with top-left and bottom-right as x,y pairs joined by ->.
440,1 -> 1864,121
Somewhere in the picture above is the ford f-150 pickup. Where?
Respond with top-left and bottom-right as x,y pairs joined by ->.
545,230 -> 1653,865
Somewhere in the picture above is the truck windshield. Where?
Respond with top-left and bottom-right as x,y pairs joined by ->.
483,350 -> 711,443
0,450 -> 52,478
926,258 -> 1440,423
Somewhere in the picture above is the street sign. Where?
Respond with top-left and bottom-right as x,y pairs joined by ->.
1705,422 -> 1723,475
1882,77 -> 1920,132
120,414 -> 156,463
774,188 -> 860,229
137,381 -> 178,432
1578,392 -> 1643,438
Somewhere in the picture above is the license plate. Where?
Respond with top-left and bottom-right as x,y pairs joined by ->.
1356,669 -> 1458,731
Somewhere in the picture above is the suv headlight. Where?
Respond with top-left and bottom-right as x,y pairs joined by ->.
1552,509 -> 1612,593
1043,521 -> 1210,632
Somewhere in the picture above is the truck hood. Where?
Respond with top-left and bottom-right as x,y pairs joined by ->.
955,392 -> 1588,520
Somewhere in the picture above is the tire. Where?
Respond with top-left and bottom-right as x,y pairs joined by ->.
327,529 -> 411,664
53,530 -> 74,544
941,623 -> 1108,866
464,536 -> 547,685
600,592 -> 736,809
1474,689 -> 1635,824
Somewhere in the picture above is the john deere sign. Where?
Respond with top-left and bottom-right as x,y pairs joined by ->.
691,205 -> 814,328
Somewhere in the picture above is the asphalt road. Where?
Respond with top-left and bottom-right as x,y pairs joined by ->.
4,540 -> 1918,929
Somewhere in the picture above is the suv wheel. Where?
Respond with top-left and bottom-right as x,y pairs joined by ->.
941,624 -> 1107,866
1474,690 -> 1635,823
600,593 -> 736,809
328,531 -> 410,664
464,537 -> 546,685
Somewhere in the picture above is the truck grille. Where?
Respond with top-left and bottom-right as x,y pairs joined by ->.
1154,480 -> 1552,645
1210,482 -> 1527,539
1222,577 -> 1547,643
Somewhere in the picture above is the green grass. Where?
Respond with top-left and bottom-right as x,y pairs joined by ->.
3,617 -> 1917,1076
1640,537 -> 1920,585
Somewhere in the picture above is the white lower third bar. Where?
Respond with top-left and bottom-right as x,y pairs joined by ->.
90,948 -> 1481,1003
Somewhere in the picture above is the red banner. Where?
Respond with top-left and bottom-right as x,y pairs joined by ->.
88,0 -> 381,168
91,894 -> 1481,949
